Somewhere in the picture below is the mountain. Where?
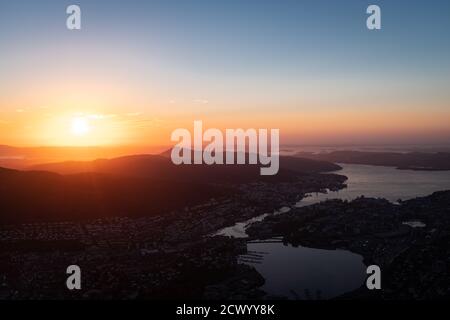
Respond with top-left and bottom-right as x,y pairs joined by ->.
29,153 -> 341,183
0,152 -> 341,223
0,167 -> 229,224
295,151 -> 450,171
0,145 -> 165,169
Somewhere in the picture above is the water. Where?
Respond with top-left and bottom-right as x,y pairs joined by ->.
243,242 -> 366,300
298,163 -> 450,205
214,207 -> 290,238
216,163 -> 450,299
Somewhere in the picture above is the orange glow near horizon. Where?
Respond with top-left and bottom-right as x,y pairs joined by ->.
1,43 -> 449,148
1,2 -> 450,150
1,104 -> 450,148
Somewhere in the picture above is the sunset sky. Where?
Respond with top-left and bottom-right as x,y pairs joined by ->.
1,0 -> 450,147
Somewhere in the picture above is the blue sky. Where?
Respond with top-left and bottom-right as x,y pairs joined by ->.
1,0 -> 450,145
2,0 -> 450,71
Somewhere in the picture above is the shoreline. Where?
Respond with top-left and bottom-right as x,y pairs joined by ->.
245,190 -> 450,299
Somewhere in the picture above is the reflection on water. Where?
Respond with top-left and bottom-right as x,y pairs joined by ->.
215,164 -> 450,299
243,242 -> 367,300
213,207 -> 290,238
402,221 -> 426,228
297,163 -> 450,205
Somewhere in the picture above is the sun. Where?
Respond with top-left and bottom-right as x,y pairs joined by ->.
70,117 -> 90,136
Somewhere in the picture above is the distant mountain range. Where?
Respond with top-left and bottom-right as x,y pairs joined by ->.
0,166 -> 229,224
5,146 -> 449,224
295,151 -> 450,171
0,145 -> 164,169
0,152 -> 340,223
29,153 -> 341,182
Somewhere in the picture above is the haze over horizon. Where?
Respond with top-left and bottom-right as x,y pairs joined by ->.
1,0 -> 450,147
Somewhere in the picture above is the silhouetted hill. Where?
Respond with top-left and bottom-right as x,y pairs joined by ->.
277,156 -> 340,173
30,153 -> 341,183
158,148 -> 341,173
0,167 -> 229,224
0,145 -> 166,169
295,151 -> 450,171
0,152 -> 341,223
0,149 -> 345,224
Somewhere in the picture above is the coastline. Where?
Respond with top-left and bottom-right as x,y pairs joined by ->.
245,191 -> 450,299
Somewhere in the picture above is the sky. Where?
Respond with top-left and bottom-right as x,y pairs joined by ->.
0,0 -> 450,147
